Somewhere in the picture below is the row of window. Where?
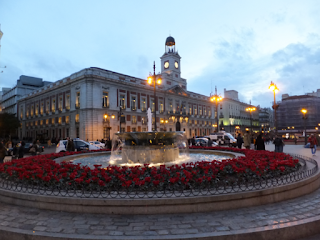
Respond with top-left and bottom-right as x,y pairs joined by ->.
22,90 -> 212,119
119,93 -> 212,116
23,94 -> 72,119
25,114 -> 79,127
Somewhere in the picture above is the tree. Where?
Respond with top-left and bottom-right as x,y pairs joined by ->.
0,113 -> 20,138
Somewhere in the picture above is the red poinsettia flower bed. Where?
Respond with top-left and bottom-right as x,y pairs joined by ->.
0,147 -> 301,192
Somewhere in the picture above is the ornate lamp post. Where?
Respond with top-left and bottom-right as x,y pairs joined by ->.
245,106 -> 256,133
148,61 -> 162,132
160,119 -> 168,131
269,81 -> 279,134
210,87 -> 223,133
301,108 -> 308,145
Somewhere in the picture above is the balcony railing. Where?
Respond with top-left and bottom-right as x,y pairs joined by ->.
141,108 -> 146,112
75,103 -> 80,109
65,106 -> 70,111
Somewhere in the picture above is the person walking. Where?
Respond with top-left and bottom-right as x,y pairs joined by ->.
243,131 -> 251,149
308,134 -> 318,156
273,135 -> 284,153
236,133 -> 243,149
255,133 -> 265,150
18,141 -> 25,159
0,143 -> 7,163
66,138 -> 75,152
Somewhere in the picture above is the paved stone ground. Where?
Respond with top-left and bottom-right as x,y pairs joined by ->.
0,145 -> 319,239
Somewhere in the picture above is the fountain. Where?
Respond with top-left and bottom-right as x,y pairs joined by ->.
110,131 -> 188,165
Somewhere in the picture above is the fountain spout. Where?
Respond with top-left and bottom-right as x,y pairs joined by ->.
147,108 -> 152,132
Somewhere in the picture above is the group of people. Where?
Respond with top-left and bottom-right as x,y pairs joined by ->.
236,131 -> 285,152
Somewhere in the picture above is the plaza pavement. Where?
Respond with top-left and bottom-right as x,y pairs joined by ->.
1,144 -> 320,239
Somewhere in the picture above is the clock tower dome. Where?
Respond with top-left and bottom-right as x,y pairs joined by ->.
160,36 -> 186,90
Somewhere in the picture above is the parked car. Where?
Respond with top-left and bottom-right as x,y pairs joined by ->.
195,138 -> 218,147
89,141 -> 105,149
56,139 -> 100,153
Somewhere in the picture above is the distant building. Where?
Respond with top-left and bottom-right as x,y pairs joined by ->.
0,75 -> 51,116
219,89 -> 259,135
258,107 -> 273,132
277,93 -> 320,137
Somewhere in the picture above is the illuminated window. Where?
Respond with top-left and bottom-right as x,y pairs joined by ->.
52,118 -> 55,124
76,92 -> 80,108
120,95 -> 125,109
141,97 -> 146,111
199,107 -> 202,115
131,96 -> 136,111
58,117 -> 62,124
194,106 -> 197,115
40,120 -> 43,126
102,92 -> 109,108
75,114 -> 79,123
66,95 -> 70,110
159,101 -> 164,113
52,99 -> 56,112
132,115 -> 137,124
151,98 -> 155,112
142,117 -> 146,125
59,97 -> 63,111
40,103 -> 44,115
20,107 -> 23,120
46,119 -> 49,125
31,105 -> 34,117
46,101 -> 50,113
35,104 -> 39,116
66,116 -> 70,124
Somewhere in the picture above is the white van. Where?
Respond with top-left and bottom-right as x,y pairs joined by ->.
206,132 -> 237,147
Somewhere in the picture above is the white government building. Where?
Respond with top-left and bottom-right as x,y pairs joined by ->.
16,36 -> 259,141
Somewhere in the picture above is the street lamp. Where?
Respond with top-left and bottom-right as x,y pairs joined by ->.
148,61 -> 162,132
301,108 -> 308,145
245,107 -> 256,133
160,119 -> 168,131
210,88 -> 223,133
269,81 -> 279,134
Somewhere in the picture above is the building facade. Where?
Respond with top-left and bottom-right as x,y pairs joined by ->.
258,107 -> 273,132
277,93 -> 320,137
219,89 -> 260,135
17,36 -> 259,142
0,75 -> 51,116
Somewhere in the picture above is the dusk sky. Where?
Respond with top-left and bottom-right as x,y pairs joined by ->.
0,0 -> 320,108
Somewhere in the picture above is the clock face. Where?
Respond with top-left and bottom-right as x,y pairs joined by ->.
164,61 -> 169,69
175,61 -> 179,69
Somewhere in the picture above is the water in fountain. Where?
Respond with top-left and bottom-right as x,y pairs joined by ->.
110,131 -> 189,165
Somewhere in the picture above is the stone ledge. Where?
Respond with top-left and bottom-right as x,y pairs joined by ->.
0,165 -> 318,215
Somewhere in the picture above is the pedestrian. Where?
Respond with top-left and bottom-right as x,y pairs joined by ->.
0,143 -> 7,163
191,137 -> 196,146
273,135 -> 284,153
19,141 -> 25,159
66,138 -> 75,152
29,141 -> 38,156
255,133 -> 265,150
236,133 -> 243,149
243,131 -> 251,149
308,134 -> 318,156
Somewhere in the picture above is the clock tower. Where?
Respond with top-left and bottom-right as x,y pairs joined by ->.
160,36 -> 186,90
